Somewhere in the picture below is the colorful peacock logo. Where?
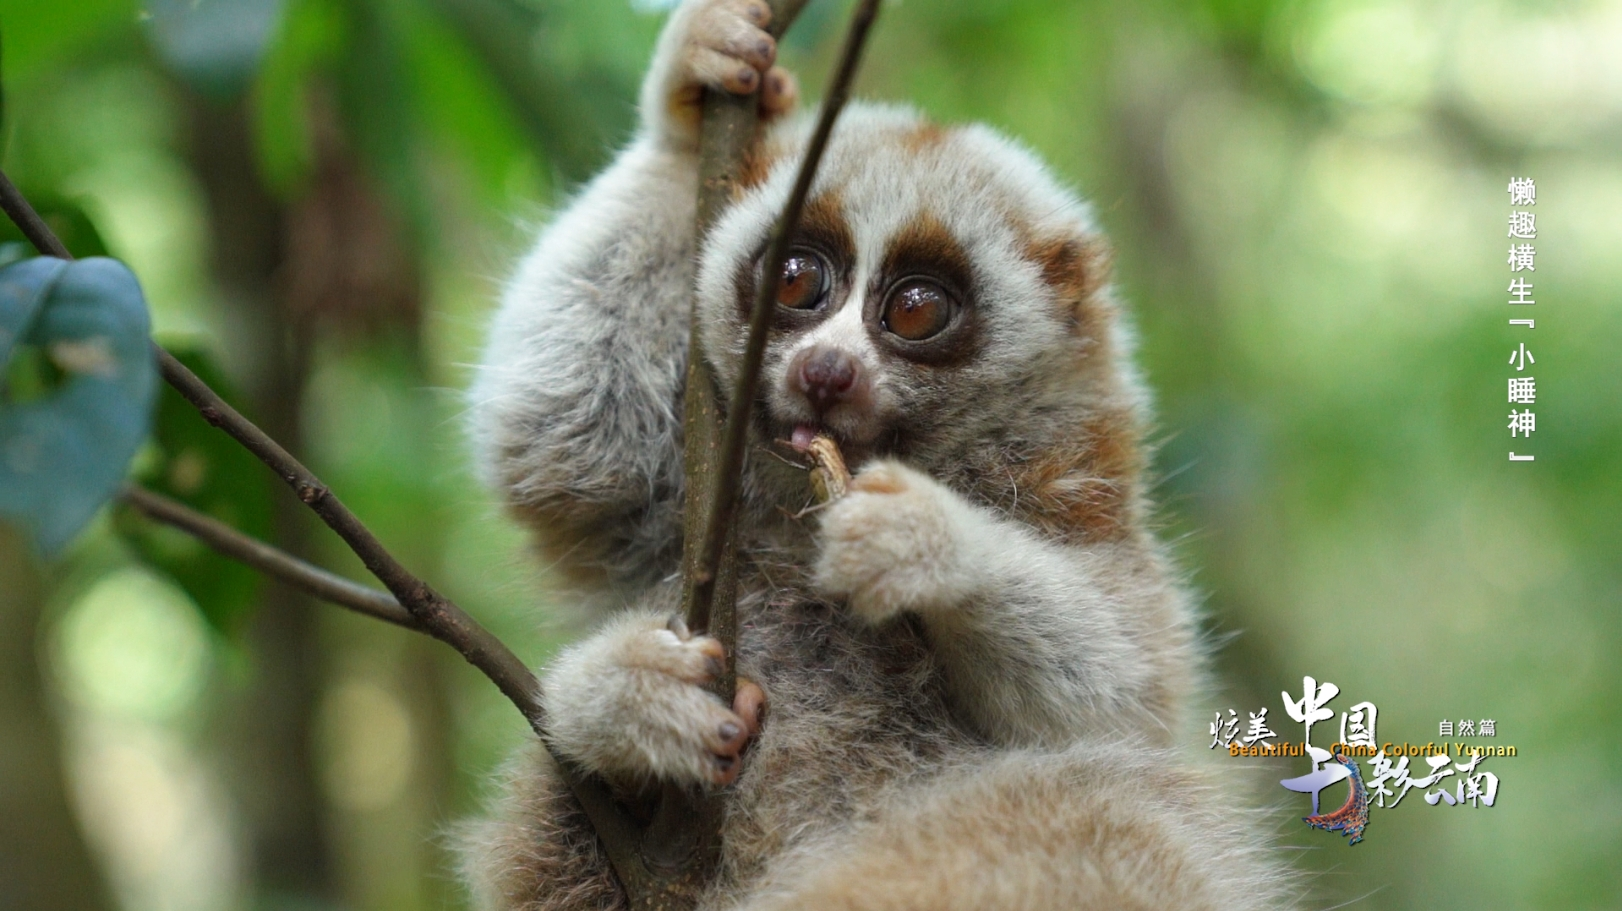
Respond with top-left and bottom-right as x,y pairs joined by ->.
1303,752 -> 1370,845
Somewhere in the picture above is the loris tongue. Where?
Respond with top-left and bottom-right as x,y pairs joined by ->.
790,424 -> 819,453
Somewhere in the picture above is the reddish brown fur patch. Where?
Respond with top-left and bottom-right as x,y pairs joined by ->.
885,213 -> 970,275
460,742 -> 625,911
851,469 -> 907,495
1012,408 -> 1144,543
736,143 -> 784,194
1028,233 -> 1114,336
496,453 -> 644,593
800,191 -> 848,243
900,122 -> 948,153
509,500 -> 616,593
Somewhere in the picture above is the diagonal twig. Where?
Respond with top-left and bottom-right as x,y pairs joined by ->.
150,348 -> 540,700
1,166 -> 536,724
156,345 -> 546,714
118,483 -> 418,630
0,171 -> 73,259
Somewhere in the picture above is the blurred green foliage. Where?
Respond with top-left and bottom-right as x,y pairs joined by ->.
117,345 -> 275,636
0,0 -> 1617,909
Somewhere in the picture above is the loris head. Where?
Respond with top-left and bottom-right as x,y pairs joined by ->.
697,105 -> 1149,535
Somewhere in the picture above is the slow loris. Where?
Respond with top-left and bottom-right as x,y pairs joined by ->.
463,1 -> 1293,908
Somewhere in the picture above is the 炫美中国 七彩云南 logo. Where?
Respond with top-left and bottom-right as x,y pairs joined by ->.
1210,677 -> 1515,845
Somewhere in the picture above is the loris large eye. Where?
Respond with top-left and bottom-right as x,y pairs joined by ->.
776,251 -> 829,310
882,280 -> 952,341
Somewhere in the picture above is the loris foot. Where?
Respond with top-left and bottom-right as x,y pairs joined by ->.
543,611 -> 764,787
813,460 -> 983,624
643,0 -> 799,148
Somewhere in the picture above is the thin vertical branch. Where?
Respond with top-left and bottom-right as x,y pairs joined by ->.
651,0 -> 880,901
687,0 -> 881,639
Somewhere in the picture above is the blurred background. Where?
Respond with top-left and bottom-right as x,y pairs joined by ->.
0,0 -> 1617,909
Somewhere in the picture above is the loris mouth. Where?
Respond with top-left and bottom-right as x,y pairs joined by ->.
756,389 -> 900,469
767,417 -> 894,470
762,419 -> 836,461
788,423 -> 820,453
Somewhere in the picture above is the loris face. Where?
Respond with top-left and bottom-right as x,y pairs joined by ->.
697,104 -> 1122,483
742,202 -> 979,454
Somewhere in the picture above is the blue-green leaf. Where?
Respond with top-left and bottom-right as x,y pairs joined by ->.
0,256 -> 157,554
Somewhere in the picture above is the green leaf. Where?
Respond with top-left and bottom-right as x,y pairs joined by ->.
251,0 -> 349,196
117,344 -> 274,636
144,0 -> 287,99
397,0 -> 542,209
0,195 -> 111,260
0,0 -> 136,81
0,256 -> 157,554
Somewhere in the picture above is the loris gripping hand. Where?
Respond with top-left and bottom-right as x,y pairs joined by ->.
543,611 -> 764,787
813,461 -> 984,625
642,0 -> 798,150
815,459 -> 1168,747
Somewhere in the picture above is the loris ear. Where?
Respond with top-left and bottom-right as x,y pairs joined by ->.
1028,232 -> 1114,338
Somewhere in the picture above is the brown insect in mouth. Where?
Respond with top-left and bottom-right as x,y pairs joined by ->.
803,433 -> 851,502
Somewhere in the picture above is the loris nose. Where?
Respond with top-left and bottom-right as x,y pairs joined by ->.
791,346 -> 863,415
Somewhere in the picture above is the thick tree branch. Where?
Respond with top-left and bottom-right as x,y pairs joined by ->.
118,484 -> 419,631
680,0 -> 812,688
653,3 -> 821,890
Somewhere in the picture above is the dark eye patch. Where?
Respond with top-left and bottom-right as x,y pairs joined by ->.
733,192 -> 856,328
870,214 -> 979,365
